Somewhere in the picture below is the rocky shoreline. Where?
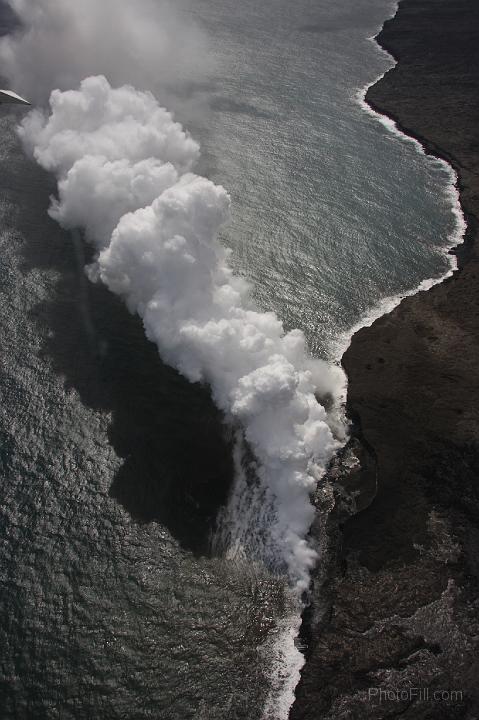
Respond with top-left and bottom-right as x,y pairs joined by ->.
291,1 -> 479,718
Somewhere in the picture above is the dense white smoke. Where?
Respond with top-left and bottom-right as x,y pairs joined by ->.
0,0 -> 211,106
20,75 -> 343,590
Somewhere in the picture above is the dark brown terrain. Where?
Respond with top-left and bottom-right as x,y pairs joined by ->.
291,1 -> 479,718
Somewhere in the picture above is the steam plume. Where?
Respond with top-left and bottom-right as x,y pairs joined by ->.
20,76 -> 342,590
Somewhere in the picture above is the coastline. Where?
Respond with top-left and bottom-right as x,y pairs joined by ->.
291,0 -> 479,718
333,27 -> 466,361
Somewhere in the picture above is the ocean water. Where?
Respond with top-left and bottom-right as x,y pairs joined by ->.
0,1 -> 461,720
189,0 -> 459,359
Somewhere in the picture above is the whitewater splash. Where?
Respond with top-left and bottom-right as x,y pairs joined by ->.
20,76 -> 343,594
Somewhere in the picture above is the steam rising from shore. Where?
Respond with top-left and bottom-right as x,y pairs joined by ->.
1,7 -> 346,710
20,76 -> 343,590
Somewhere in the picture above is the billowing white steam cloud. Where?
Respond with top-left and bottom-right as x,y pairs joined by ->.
0,0 -> 211,106
20,76 -> 342,590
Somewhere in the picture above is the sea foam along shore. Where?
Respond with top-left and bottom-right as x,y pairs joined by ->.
333,16 -> 466,361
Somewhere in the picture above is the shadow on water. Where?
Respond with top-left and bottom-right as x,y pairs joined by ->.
10,135 -> 234,555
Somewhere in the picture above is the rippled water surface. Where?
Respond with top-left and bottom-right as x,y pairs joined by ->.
0,0 -> 459,718
190,0 -> 457,358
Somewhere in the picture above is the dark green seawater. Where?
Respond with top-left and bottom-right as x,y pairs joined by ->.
0,0 -> 460,718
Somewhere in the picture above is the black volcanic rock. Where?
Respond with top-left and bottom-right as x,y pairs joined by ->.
291,1 -> 479,718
